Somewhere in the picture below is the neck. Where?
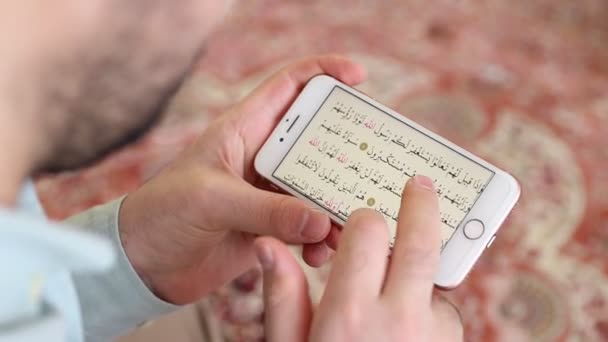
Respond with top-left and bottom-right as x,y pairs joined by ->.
0,109 -> 39,207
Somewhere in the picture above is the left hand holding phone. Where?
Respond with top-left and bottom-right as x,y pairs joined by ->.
256,175 -> 464,342
118,55 -> 367,305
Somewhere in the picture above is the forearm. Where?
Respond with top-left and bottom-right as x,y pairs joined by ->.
65,197 -> 178,342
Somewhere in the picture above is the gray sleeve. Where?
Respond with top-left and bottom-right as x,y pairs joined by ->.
66,197 -> 179,342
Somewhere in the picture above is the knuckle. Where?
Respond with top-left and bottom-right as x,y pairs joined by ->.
267,196 -> 303,238
347,209 -> 389,237
191,171 -> 214,199
403,187 -> 440,213
410,198 -> 440,221
343,209 -> 390,252
338,302 -> 365,335
193,175 -> 225,217
419,198 -> 440,217
395,241 -> 440,272
348,249 -> 370,274
266,195 -> 289,225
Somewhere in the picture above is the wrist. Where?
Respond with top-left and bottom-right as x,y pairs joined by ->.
118,194 -> 167,301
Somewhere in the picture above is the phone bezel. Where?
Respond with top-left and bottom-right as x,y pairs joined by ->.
255,75 -> 520,288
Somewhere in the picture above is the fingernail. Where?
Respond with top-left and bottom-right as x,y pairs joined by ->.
255,243 -> 275,271
411,175 -> 434,190
301,210 -> 330,241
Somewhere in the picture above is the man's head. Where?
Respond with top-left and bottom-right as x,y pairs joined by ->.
0,0 -> 228,173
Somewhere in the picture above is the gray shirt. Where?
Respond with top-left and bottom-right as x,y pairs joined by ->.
0,183 -> 177,341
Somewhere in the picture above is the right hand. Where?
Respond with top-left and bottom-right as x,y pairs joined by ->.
254,175 -> 464,341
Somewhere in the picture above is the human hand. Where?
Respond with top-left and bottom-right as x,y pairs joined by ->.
118,55 -> 367,304
256,175 -> 464,341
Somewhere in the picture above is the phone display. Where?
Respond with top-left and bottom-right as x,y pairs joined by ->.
272,86 -> 495,248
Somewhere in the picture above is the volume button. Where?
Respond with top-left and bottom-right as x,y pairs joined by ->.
486,235 -> 497,249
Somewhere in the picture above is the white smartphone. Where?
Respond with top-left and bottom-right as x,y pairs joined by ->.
255,75 -> 520,288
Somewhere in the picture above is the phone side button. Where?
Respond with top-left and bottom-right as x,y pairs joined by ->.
486,235 -> 497,249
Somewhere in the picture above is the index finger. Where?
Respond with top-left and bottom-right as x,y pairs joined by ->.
382,175 -> 441,305
231,55 -> 367,166
321,209 -> 390,305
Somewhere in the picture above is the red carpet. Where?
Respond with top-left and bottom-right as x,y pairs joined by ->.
37,1 -> 608,341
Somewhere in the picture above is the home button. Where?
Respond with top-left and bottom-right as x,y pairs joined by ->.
463,219 -> 485,240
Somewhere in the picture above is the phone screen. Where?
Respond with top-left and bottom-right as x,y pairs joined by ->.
273,86 -> 495,248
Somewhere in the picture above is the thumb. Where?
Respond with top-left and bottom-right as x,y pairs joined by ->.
255,237 -> 312,342
222,181 -> 331,244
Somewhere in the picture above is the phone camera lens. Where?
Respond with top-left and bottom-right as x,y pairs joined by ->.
280,138 -> 284,142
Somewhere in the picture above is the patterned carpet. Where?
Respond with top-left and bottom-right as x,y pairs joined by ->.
36,1 -> 608,341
